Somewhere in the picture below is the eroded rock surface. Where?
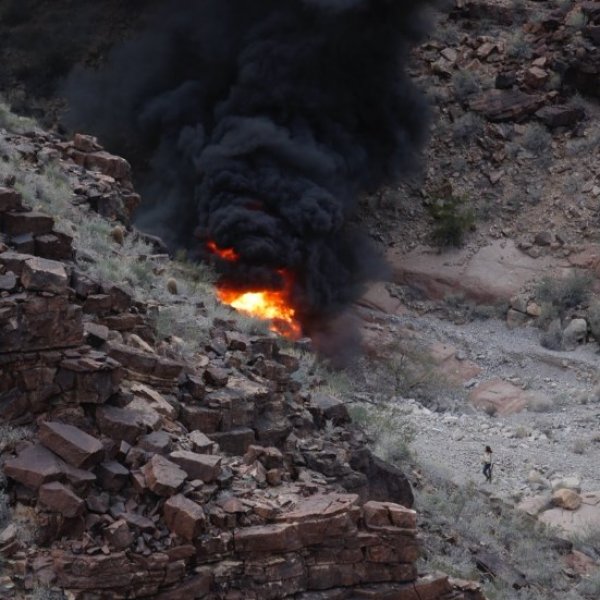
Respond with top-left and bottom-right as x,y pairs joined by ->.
0,134 -> 482,599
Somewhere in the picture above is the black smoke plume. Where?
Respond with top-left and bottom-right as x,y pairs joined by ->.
65,0 -> 433,329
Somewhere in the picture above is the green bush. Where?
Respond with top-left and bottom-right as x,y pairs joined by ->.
348,401 -> 415,464
427,193 -> 475,248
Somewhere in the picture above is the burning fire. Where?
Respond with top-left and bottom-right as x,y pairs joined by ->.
207,241 -> 302,338
207,240 -> 239,262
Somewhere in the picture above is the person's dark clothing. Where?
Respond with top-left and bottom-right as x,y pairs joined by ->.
482,450 -> 493,482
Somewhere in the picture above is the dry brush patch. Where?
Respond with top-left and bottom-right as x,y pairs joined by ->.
416,473 -> 582,599
0,97 -> 37,134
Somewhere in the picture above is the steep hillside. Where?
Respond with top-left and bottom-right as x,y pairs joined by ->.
0,121 -> 484,598
2,0 -> 600,599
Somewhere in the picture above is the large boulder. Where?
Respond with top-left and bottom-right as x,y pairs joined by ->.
349,448 -> 414,508
39,421 -> 104,469
21,256 -> 68,294
562,318 -> 588,351
552,488 -> 582,511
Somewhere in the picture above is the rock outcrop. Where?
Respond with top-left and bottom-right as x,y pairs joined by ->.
0,131 -> 484,599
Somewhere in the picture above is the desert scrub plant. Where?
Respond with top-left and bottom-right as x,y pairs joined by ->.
570,525 -> 600,557
76,224 -> 162,298
0,425 -> 32,452
452,112 -> 484,145
154,293 -> 271,356
0,97 -> 37,134
514,425 -> 530,439
539,318 -> 563,350
566,128 -> 600,157
417,476 -> 568,595
520,123 -> 552,156
535,272 -> 593,320
154,303 -> 211,352
426,193 -> 475,248
362,338 -> 462,411
76,216 -> 115,256
172,249 -> 216,292
311,361 -> 356,398
452,70 -> 480,102
347,400 -> 416,464
578,570 -> 600,599
431,18 -> 460,46
0,491 -> 9,528
586,298 -> 600,342
566,10 -> 587,29
507,31 -> 532,59
0,150 -> 75,228
528,395 -> 555,412
28,589 -> 64,600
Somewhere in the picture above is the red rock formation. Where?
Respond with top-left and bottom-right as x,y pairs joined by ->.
0,133 -> 484,599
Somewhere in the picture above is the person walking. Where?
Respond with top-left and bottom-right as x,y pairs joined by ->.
482,446 -> 493,483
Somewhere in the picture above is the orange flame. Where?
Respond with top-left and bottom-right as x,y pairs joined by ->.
217,282 -> 302,338
207,241 -> 302,338
207,240 -> 239,262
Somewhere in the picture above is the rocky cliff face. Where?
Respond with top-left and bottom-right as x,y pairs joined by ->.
0,130 -> 483,599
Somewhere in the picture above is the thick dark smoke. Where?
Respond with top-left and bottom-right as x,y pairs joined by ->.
65,0 -> 433,328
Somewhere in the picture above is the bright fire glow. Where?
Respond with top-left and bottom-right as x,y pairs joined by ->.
207,241 -> 302,338
207,240 -> 240,262
217,284 -> 302,338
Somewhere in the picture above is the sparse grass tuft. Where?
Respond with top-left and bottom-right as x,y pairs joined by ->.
578,570 -> 600,599
348,401 -> 415,464
528,395 -> 556,413
514,425 -> 529,439
431,20 -> 460,46
452,112 -> 484,145
0,98 -> 37,134
154,303 -> 210,352
417,475 -> 567,596
521,123 -> 552,156
452,70 -> 480,101
535,272 -> 593,318
0,425 -> 33,453
28,588 -> 63,600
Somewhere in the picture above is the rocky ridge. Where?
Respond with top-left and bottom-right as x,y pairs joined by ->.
0,130 -> 484,598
